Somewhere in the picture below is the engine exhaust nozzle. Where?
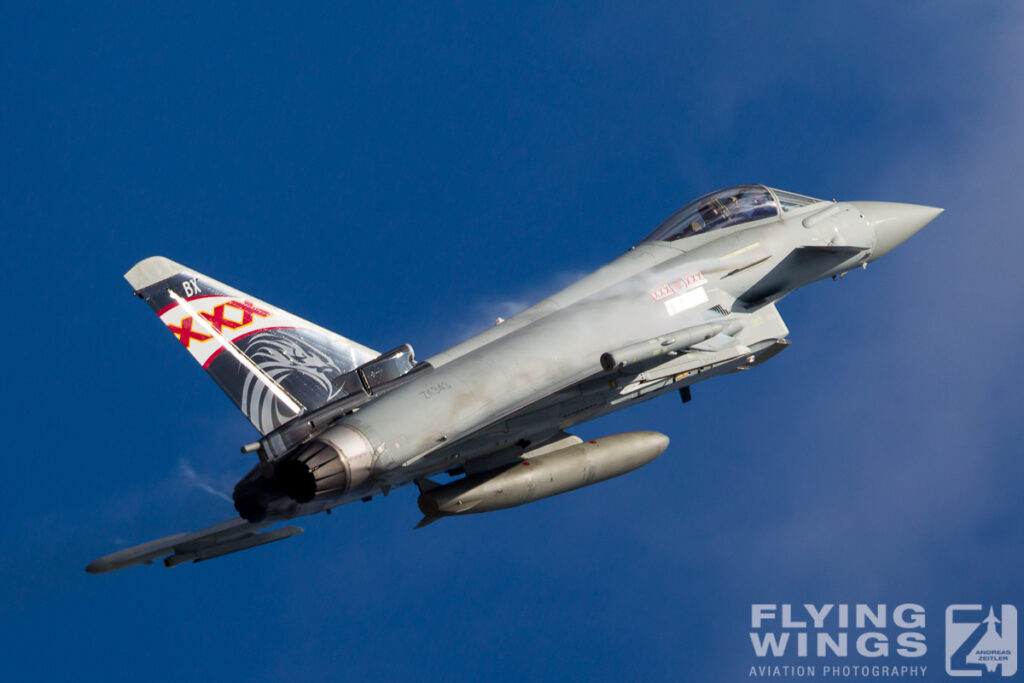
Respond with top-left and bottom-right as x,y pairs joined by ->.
277,441 -> 349,503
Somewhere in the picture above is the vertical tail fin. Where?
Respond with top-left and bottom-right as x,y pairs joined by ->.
125,256 -> 378,434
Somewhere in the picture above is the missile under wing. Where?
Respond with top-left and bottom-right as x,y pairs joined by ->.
88,185 -> 942,572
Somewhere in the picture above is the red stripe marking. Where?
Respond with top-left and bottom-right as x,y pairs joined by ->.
167,317 -> 213,348
201,326 -> 298,369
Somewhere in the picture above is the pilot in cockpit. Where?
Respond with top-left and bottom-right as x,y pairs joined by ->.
642,185 -> 814,244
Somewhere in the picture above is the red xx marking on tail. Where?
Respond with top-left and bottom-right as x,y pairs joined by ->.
167,317 -> 213,348
199,300 -> 272,333
229,300 -> 271,319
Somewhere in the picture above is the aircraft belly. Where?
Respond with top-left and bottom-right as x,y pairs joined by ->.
371,309 -> 789,481
494,305 -> 788,444
480,336 -> 791,446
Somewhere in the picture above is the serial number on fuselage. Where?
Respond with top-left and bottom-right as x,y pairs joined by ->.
420,382 -> 452,399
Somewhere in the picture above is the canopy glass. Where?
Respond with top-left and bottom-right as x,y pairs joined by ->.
642,185 -> 819,243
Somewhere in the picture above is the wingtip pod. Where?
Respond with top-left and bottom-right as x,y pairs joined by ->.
85,559 -> 112,574
85,520 -> 304,574
85,531 -> 194,574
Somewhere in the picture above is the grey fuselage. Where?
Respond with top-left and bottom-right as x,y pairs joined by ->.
250,195 -> 937,520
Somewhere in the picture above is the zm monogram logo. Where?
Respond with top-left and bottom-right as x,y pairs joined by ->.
946,604 -> 1018,677
167,300 -> 271,348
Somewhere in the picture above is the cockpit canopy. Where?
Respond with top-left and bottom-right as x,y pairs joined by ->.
642,185 -> 820,243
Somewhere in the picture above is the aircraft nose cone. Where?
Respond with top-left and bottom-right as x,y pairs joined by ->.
851,201 -> 943,260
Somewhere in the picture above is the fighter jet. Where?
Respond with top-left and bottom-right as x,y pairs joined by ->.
87,185 -> 941,572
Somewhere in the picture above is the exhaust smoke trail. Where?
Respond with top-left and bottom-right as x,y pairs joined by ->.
178,459 -> 233,503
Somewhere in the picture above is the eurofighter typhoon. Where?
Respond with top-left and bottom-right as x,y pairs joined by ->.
87,185 -> 940,572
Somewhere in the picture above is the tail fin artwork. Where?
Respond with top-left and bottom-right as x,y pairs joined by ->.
125,256 -> 378,434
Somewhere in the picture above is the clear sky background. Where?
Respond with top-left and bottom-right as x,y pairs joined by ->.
2,3 -> 1022,681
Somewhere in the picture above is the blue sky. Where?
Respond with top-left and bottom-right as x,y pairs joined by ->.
2,2 -> 1022,681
